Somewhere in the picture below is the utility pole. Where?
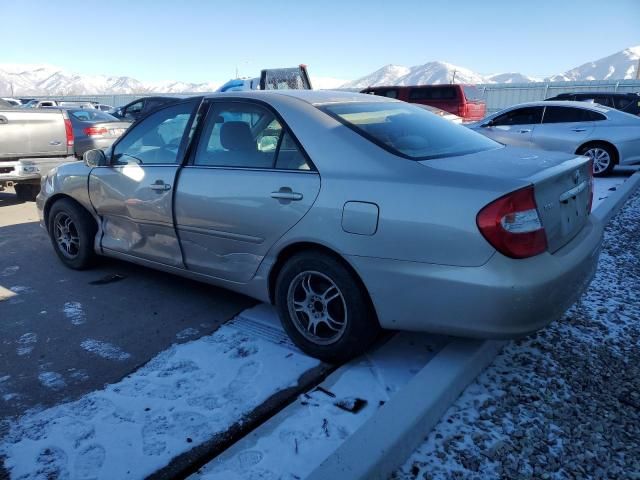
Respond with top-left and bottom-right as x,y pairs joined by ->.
636,58 -> 640,80
451,69 -> 457,84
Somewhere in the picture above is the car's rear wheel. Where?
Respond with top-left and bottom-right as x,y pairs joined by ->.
48,198 -> 97,269
275,252 -> 380,363
579,143 -> 616,177
14,184 -> 39,202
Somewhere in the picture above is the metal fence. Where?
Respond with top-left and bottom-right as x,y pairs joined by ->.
23,79 -> 640,113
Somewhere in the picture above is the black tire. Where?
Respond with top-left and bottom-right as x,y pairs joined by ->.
14,184 -> 39,202
578,143 -> 616,177
48,198 -> 97,270
275,251 -> 380,363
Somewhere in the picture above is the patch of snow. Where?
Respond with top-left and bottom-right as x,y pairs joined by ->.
176,328 -> 200,340
0,265 -> 19,277
80,339 -> 131,361
38,372 -> 66,390
0,306 -> 320,480
16,332 -> 37,356
63,301 -> 86,326
9,286 -> 33,294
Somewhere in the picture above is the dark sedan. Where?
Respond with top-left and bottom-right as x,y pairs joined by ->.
66,109 -> 130,158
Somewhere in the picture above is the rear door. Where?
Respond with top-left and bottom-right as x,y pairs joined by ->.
0,109 -> 67,159
174,100 -> 320,282
532,106 -> 596,153
480,106 -> 543,147
88,99 -> 199,266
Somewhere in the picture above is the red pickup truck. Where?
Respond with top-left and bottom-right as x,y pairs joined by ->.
360,84 -> 486,122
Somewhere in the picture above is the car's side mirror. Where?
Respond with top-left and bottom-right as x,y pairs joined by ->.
83,149 -> 107,167
482,120 -> 495,128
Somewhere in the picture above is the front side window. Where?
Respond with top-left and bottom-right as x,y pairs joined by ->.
193,102 -> 311,170
112,101 -> 195,165
319,101 -> 499,160
123,101 -> 143,119
492,107 -> 543,126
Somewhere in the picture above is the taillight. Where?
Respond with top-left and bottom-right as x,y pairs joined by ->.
83,126 -> 108,137
64,119 -> 74,147
477,186 -> 548,259
587,160 -> 594,213
458,104 -> 466,117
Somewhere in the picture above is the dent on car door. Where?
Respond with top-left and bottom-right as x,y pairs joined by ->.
174,101 -> 320,283
88,100 -> 198,266
533,106 -> 596,152
483,106 -> 543,147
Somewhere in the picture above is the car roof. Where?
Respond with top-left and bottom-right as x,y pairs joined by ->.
202,89 -> 394,106
507,100 -> 611,113
563,91 -> 639,97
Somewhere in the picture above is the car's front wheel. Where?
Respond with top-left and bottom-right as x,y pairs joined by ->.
275,252 -> 380,363
48,198 -> 97,269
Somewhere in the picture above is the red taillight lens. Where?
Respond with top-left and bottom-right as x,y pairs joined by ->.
83,126 -> 108,137
64,119 -> 74,147
477,186 -> 548,259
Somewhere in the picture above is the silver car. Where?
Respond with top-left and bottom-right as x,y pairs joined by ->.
37,91 -> 603,362
469,101 -> 640,176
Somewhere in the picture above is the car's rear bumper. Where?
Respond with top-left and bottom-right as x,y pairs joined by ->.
349,216 -> 603,338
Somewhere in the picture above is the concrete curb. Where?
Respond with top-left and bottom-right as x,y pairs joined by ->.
306,339 -> 506,480
592,170 -> 640,225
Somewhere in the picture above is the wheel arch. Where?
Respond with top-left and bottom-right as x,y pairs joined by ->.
267,241 -> 380,325
575,140 -> 620,164
44,194 -> 98,232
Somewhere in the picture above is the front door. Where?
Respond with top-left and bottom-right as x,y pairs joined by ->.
88,100 -> 199,267
481,106 -> 544,147
174,100 -> 320,282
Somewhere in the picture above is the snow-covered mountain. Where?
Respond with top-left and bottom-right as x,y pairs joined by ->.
341,45 -> 640,88
549,46 -> 640,82
1,45 -> 638,96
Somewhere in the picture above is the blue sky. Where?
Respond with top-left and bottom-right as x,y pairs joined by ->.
4,0 -> 639,83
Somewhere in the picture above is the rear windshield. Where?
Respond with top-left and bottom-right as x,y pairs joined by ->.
69,109 -> 118,122
319,102 -> 499,160
462,85 -> 483,102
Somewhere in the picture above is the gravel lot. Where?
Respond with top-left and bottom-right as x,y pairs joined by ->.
394,191 -> 640,480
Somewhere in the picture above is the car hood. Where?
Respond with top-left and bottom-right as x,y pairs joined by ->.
422,146 -> 585,180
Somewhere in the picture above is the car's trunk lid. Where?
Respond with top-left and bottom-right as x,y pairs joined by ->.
422,146 -> 593,253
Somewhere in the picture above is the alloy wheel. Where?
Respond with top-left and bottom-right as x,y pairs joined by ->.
585,147 -> 611,174
53,212 -> 80,259
287,271 -> 348,345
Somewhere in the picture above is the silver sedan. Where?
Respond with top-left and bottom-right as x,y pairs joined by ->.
37,91 -> 603,362
469,100 -> 640,176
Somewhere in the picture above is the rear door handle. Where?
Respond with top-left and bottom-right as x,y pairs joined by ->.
518,129 -> 531,134
271,187 -> 303,201
571,128 -> 587,132
150,181 -> 171,191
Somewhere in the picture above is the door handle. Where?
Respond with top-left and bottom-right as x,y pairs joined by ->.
150,181 -> 171,191
271,188 -> 303,201
518,129 -> 531,134
571,128 -> 587,132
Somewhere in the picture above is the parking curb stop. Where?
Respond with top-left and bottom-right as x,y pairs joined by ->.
306,339 -> 506,480
591,170 -> 640,225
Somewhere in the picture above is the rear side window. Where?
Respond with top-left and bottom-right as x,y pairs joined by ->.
462,85 -> 482,102
614,96 -> 638,111
492,107 -> 543,126
319,102 -> 499,160
542,106 -> 604,123
408,86 -> 457,101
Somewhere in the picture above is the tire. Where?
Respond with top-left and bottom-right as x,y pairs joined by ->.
275,252 -> 380,363
48,198 -> 98,269
14,184 -> 39,202
578,143 -> 616,177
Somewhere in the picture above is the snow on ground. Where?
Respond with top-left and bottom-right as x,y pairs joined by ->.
0,305 -> 320,480
394,192 -> 640,479
592,174 -> 629,211
191,332 -> 447,480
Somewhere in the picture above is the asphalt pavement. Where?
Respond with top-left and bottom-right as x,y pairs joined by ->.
0,188 -> 254,420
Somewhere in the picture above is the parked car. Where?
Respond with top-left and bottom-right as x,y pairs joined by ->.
468,101 -> 640,176
94,104 -> 114,112
414,103 -> 463,123
360,84 -> 486,121
0,98 -> 14,108
1,98 -> 22,106
62,108 -> 130,158
21,99 -> 59,108
110,96 -> 183,122
37,91 -> 602,362
0,107 -> 76,200
546,92 -> 640,116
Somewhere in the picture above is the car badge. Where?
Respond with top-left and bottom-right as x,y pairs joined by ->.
573,170 -> 581,185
